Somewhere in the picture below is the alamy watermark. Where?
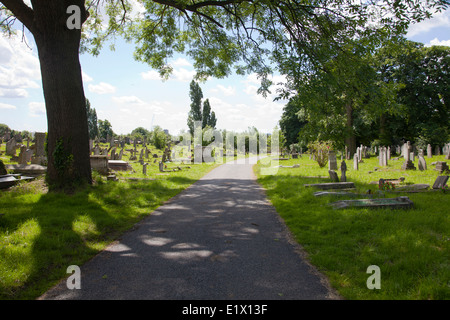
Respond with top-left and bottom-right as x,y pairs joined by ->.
366,265 -> 381,290
66,265 -> 81,290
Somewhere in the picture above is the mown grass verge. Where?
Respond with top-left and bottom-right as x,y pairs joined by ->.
0,154 -> 219,300
255,155 -> 449,300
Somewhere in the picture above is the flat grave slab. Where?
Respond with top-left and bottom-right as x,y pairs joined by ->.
0,174 -> 35,189
108,160 -> 132,171
304,182 -> 355,190
5,164 -> 46,176
329,196 -> 413,210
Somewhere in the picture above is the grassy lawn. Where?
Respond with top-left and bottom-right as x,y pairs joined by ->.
0,142 -> 220,300
255,154 -> 449,300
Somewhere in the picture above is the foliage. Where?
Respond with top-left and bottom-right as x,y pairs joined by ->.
98,119 -> 114,140
307,140 -> 334,168
86,98 -> 99,140
0,123 -> 10,137
151,125 -> 167,149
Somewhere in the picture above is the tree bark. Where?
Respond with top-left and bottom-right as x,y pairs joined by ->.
31,1 -> 92,190
345,101 -> 356,159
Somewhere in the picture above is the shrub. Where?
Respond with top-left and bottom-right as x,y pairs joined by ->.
307,140 -> 334,168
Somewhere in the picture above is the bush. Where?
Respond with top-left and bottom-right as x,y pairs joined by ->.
307,140 -> 334,168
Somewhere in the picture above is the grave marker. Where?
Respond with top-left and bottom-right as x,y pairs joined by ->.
432,175 -> 449,189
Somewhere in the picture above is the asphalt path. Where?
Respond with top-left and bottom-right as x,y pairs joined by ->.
40,157 -> 339,300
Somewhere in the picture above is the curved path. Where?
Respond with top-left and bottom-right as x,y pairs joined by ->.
40,158 -> 339,300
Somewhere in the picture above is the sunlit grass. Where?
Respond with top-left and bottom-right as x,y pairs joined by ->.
255,154 -> 450,300
0,145 -> 220,299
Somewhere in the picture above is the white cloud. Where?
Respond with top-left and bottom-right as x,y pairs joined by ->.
426,37 -> 450,47
88,82 -> 116,94
0,88 -> 29,98
211,85 -> 236,96
0,32 -> 41,97
0,102 -> 16,109
407,10 -> 450,37
82,71 -> 93,82
141,67 -> 195,82
28,102 -> 46,117
171,58 -> 192,67
141,70 -> 162,81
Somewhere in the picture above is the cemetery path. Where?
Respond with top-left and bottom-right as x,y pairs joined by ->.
39,157 -> 339,300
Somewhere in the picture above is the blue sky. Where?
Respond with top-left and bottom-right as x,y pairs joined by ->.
0,7 -> 449,136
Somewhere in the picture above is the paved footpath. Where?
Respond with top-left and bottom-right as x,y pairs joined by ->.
40,158 -> 340,300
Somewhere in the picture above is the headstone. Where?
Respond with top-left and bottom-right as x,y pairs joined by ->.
90,155 -> 109,175
18,145 -> 27,165
328,151 -> 337,170
418,155 -> 427,171
118,148 -> 124,160
401,142 -> 416,170
435,162 -> 449,174
340,160 -> 347,182
446,146 -> 450,160
432,175 -> 449,189
159,162 -> 164,172
143,163 -> 148,175
6,138 -> 17,156
94,145 -> 100,155
328,170 -> 339,182
427,144 -> 432,158
353,153 -> 359,170
435,145 -> 440,156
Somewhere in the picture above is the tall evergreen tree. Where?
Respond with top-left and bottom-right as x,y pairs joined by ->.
86,98 -> 98,140
209,111 -> 217,129
202,98 -> 211,129
187,80 -> 203,136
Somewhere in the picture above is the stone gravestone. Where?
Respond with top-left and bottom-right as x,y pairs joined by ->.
435,162 -> 449,174
435,145 -> 440,156
31,132 -> 47,165
94,145 -> 100,155
446,145 -> 450,160
143,163 -> 148,175
418,155 -> 427,171
353,153 -> 359,171
427,144 -> 432,158
6,138 -> 17,156
432,175 -> 449,189
401,141 -> 416,170
340,160 -> 347,182
18,145 -> 27,165
118,149 -> 124,160
328,170 -> 339,182
328,151 -> 337,171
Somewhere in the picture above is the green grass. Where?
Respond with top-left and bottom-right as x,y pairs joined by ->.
0,142 -> 220,300
255,154 -> 450,300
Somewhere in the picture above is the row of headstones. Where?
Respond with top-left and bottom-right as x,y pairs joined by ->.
3,133 -> 47,166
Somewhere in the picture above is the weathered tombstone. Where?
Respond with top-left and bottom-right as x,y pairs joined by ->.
401,141 -> 416,170
6,137 -> 17,156
446,145 -> 450,160
31,132 -> 47,165
353,153 -> 359,170
90,155 -> 109,175
435,145 -> 440,156
143,163 -> 148,175
328,170 -> 339,182
435,162 -> 449,174
340,160 -> 347,182
0,160 -> 7,175
118,148 -> 124,160
427,144 -> 432,158
329,197 -> 413,210
159,161 -> 164,172
110,148 -> 117,160
410,152 -> 415,162
432,175 -> 449,189
328,151 -> 337,170
18,145 -> 27,165
418,155 -> 427,171
93,145 -> 100,155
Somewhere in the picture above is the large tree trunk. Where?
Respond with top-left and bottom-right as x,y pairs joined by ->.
32,2 -> 92,190
345,101 -> 356,159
